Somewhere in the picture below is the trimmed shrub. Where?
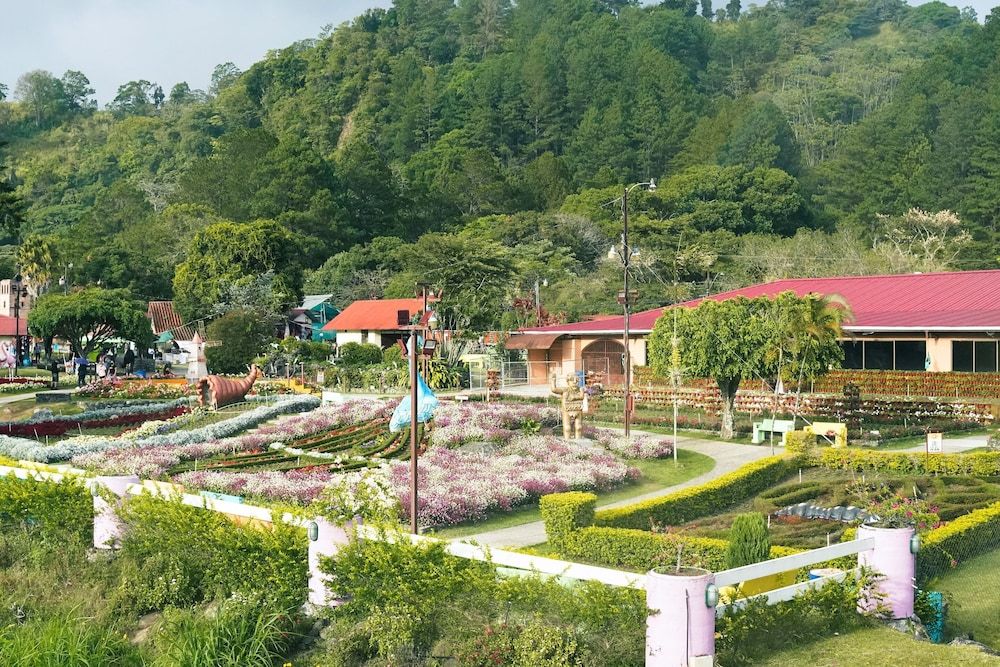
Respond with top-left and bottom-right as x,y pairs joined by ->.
819,448 -> 1000,476
0,474 -> 92,538
784,430 -> 817,457
559,526 -> 801,572
726,513 -> 771,569
541,492 -> 597,550
594,456 -> 795,529
338,342 -> 383,366
917,499 -> 1000,582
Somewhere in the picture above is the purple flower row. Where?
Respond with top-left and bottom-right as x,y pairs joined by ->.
430,401 -> 560,447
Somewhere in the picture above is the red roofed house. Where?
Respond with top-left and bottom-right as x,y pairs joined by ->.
510,270 -> 1000,386
147,301 -> 198,361
321,298 -> 431,349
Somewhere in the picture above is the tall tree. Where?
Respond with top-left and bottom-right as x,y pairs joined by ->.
60,70 -> 96,111
14,70 -> 65,127
28,288 -> 152,356
172,219 -> 304,321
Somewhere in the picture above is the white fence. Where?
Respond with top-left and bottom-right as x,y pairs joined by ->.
3,463 -> 916,667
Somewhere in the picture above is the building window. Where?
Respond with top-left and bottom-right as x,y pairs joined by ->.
895,341 -> 927,371
975,341 -> 998,373
840,340 -> 927,371
864,341 -> 893,370
361,330 -> 369,344
953,341 -> 974,372
842,341 -> 863,369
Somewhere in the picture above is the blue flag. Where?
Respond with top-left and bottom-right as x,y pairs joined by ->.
390,373 -> 439,432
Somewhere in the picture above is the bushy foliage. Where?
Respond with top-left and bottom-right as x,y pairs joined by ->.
321,533 -> 646,666
337,342 -> 383,367
819,448 -> 1000,476
116,496 -> 307,612
205,309 -> 272,374
918,499 -> 1000,582
0,474 -> 92,538
715,575 -> 877,667
540,492 -> 597,550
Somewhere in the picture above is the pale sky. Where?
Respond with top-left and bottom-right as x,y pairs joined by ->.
1,0 -> 392,104
2,0 -> 994,105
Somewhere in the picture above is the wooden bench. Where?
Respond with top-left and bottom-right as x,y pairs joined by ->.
804,421 -> 848,448
752,418 -> 796,445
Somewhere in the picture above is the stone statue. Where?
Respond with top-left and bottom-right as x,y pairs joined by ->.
186,331 -> 209,382
551,372 -> 585,440
197,364 -> 262,409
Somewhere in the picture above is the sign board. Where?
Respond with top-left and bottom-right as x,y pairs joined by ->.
926,431 -> 943,454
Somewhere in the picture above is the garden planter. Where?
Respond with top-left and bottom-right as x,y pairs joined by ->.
93,474 -> 139,549
646,566 -> 715,667
307,517 -> 356,607
857,525 -> 915,619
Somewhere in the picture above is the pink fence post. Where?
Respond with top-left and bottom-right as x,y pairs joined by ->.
92,474 -> 139,549
646,568 -> 716,667
307,517 -> 353,607
857,525 -> 916,619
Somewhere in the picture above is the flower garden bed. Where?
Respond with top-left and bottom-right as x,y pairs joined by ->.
1,395 -> 319,464
0,399 -> 191,439
77,379 -> 193,400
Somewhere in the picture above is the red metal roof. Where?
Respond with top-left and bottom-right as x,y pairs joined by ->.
322,298 -> 428,332
0,317 -> 28,337
523,270 -> 1000,335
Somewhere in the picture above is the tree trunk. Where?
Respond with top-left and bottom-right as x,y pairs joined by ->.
719,377 -> 740,440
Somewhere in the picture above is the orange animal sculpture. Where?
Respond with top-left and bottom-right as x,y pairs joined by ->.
197,365 -> 262,409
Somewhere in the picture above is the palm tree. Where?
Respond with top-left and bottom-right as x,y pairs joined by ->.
785,292 -> 853,393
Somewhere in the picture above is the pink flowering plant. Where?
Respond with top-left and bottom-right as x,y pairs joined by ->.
390,434 -> 638,527
174,468 -> 335,504
849,480 -> 941,530
589,427 -> 674,459
429,402 -> 559,448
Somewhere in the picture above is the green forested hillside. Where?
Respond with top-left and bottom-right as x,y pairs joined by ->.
0,0 -> 995,328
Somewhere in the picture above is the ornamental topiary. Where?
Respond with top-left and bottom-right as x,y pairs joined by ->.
540,492 -> 597,550
726,512 -> 771,569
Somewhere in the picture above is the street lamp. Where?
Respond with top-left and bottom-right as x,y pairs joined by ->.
58,262 -> 73,294
534,278 -> 548,323
11,275 -> 27,377
611,179 -> 656,437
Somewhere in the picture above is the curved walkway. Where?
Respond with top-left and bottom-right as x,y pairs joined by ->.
458,429 -> 775,548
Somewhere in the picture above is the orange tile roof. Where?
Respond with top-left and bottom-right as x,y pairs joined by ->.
146,301 -> 196,341
322,298 -> 428,332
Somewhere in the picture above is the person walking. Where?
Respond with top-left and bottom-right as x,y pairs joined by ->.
123,346 -> 136,374
75,356 -> 88,388
48,357 -> 60,390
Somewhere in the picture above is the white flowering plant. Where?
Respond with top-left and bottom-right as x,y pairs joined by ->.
312,467 -> 399,524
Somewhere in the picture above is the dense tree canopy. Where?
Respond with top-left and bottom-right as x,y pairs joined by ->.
0,0 -> 994,330
172,219 -> 304,322
648,292 -> 846,438
27,288 -> 152,356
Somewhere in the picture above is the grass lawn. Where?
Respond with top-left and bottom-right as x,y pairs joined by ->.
932,549 -> 1000,650
431,448 -> 716,539
875,428 -> 990,451
757,626 -> 1000,666
587,418 -> 756,445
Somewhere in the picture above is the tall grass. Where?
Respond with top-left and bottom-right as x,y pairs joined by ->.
0,613 -> 143,667
151,594 -> 300,667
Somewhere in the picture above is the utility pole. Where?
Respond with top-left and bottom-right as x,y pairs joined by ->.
409,327 -> 419,534
622,186 -> 632,438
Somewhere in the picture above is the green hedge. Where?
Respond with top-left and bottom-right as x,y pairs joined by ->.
784,431 -> 816,457
559,527 -> 800,572
0,473 -> 92,538
540,492 -> 596,550
819,449 -> 1000,476
917,499 -> 1000,582
594,456 -> 796,529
